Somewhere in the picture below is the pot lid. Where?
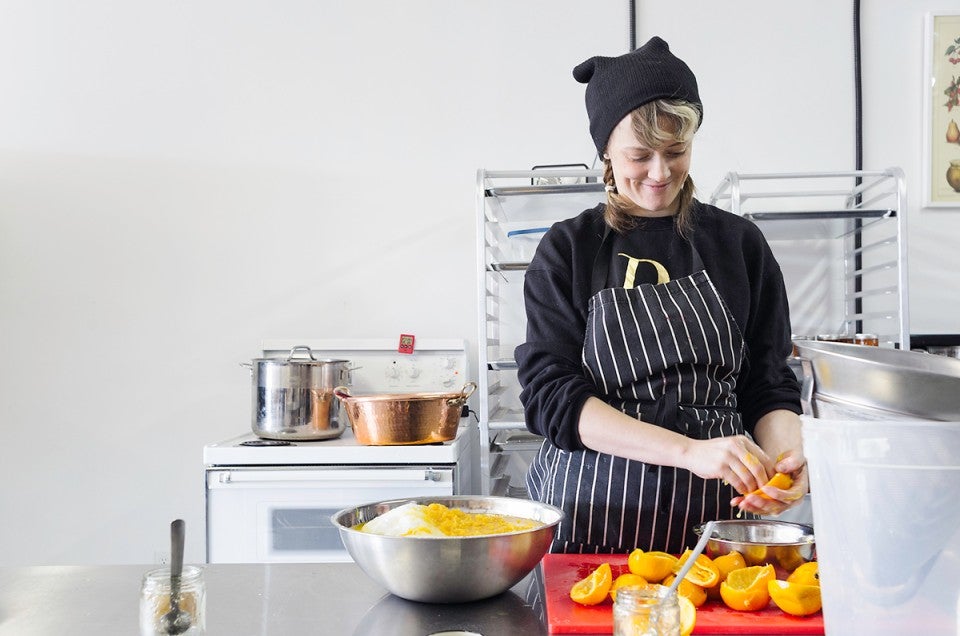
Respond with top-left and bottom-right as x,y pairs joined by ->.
252,345 -> 349,365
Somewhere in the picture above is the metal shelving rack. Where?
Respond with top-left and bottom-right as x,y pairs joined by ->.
709,169 -> 910,349
475,168 -> 604,496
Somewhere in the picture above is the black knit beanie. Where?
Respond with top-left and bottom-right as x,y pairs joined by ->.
573,36 -> 702,155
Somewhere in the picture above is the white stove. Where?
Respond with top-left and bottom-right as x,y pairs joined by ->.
204,427 -> 473,466
204,338 -> 478,564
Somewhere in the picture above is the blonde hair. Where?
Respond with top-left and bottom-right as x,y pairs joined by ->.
602,99 -> 701,236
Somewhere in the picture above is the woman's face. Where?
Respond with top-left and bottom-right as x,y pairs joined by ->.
606,114 -> 692,216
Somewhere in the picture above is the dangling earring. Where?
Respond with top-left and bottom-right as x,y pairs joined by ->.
605,184 -> 617,193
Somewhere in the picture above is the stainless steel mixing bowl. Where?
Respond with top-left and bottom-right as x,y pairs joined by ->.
695,519 -> 816,577
331,496 -> 563,603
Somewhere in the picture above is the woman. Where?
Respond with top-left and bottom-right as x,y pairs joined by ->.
516,37 -> 807,555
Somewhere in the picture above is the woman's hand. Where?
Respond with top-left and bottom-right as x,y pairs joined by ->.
736,409 -> 808,515
731,450 -> 808,516
683,435 -> 774,496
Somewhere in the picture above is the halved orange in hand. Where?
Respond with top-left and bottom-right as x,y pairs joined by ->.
749,472 -> 793,500
786,561 -> 820,586
627,549 -> 679,583
768,579 -> 822,616
570,562 -> 612,605
673,549 -> 720,588
705,550 -> 746,599
719,564 -> 775,611
609,572 -> 648,602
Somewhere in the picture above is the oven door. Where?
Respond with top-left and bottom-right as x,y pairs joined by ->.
206,466 -> 455,563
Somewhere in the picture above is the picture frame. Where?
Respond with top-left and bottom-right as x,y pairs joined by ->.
923,12 -> 960,207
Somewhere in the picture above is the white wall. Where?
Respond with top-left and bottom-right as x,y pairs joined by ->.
1,0 -> 956,566
0,0 -> 622,566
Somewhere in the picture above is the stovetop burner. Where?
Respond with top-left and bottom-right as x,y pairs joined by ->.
238,439 -> 294,447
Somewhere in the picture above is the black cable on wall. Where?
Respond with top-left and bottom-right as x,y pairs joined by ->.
853,0 -> 864,332
854,0 -> 863,175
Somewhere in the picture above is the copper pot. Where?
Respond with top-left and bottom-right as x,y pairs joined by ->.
333,382 -> 476,446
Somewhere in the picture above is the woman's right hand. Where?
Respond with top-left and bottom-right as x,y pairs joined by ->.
684,435 -> 773,495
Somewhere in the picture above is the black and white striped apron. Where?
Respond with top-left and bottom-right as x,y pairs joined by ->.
526,233 -> 748,554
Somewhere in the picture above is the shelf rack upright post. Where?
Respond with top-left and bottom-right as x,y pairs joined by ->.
475,167 -> 604,496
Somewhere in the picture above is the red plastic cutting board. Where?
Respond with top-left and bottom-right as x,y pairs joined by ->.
542,554 -> 824,635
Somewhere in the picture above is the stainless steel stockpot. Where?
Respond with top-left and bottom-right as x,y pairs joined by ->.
248,346 -> 351,441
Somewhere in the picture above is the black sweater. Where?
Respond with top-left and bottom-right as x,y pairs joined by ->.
515,201 -> 801,451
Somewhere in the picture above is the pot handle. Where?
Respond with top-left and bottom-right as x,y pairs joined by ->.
447,381 -> 477,405
333,386 -> 352,401
287,345 -> 317,361
796,356 -> 816,418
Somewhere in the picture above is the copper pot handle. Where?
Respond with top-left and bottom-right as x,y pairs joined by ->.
447,382 -> 477,406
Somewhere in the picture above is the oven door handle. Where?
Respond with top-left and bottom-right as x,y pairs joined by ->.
207,468 -> 453,486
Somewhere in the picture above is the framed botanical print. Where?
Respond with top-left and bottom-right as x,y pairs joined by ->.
923,13 -> 960,207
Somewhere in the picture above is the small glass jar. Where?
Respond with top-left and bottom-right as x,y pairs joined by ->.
613,585 -> 680,636
139,565 -> 206,635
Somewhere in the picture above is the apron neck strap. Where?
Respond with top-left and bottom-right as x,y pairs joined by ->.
590,224 -> 614,296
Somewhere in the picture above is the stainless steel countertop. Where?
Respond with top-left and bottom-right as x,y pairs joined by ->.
0,563 -> 807,635
0,563 -> 546,636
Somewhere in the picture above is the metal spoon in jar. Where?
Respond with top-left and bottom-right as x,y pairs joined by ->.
160,519 -> 192,635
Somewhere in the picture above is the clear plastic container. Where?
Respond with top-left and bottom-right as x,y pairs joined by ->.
803,417 -> 960,635
505,227 -> 549,262
139,565 -> 206,635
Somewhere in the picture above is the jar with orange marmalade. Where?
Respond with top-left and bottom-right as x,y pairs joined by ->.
139,565 -> 206,635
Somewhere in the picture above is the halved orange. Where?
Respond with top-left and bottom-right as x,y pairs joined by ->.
768,579 -> 822,616
719,564 -> 776,611
705,550 -> 746,599
774,546 -> 806,572
678,594 -> 696,636
627,549 -> 679,583
570,562 -> 612,606
673,549 -> 720,588
787,561 -> 820,586
609,572 -> 648,602
662,573 -> 707,607
749,472 -> 793,499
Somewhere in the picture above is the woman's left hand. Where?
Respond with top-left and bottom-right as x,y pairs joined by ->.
730,450 -> 808,516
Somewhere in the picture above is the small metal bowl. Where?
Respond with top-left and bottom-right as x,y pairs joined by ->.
332,496 -> 563,603
695,519 -> 816,577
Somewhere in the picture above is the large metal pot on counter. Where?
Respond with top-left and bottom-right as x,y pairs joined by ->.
246,345 -> 352,440
334,382 -> 476,445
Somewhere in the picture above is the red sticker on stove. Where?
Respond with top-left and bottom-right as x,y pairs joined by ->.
398,334 -> 415,354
